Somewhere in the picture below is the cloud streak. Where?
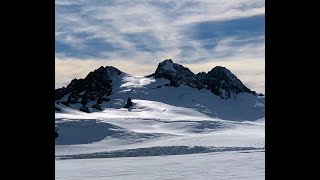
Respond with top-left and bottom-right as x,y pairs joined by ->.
56,0 -> 265,93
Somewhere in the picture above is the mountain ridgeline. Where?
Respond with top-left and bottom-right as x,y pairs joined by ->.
55,66 -> 121,112
55,59 -> 263,113
153,59 -> 256,98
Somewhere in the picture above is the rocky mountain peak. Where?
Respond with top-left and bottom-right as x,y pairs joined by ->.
163,59 -> 173,63
154,59 -> 195,87
156,59 -> 176,72
86,66 -> 122,79
55,66 -> 122,112
207,66 -> 253,96
208,66 -> 237,82
153,59 -> 255,98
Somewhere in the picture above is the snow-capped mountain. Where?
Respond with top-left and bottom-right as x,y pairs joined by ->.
55,59 -> 265,179
55,59 -> 264,121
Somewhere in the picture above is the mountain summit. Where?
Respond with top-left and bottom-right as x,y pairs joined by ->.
55,59 -> 264,120
152,59 -> 254,98
55,66 -> 122,112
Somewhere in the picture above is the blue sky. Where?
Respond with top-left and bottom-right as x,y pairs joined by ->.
56,0 -> 265,93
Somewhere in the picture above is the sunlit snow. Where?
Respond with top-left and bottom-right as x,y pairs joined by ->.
56,74 -> 265,179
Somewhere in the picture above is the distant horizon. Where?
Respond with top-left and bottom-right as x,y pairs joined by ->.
56,0 -> 265,93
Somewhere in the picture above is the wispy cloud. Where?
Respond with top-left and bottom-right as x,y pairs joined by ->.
56,0 -> 265,93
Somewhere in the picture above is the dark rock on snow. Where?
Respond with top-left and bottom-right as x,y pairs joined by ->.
124,97 -> 133,108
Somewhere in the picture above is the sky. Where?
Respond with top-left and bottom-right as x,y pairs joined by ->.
56,0 -> 265,93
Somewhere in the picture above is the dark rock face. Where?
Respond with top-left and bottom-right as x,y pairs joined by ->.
91,104 -> 103,111
154,59 -> 196,88
124,97 -> 133,108
154,59 -> 255,99
206,66 -> 252,98
79,106 -> 90,113
55,66 -> 122,112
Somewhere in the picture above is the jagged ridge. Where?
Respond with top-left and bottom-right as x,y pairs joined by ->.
152,59 -> 255,98
55,66 -> 122,112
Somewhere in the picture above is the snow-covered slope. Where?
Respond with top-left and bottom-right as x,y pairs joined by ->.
55,59 -> 265,179
56,75 -> 264,121
55,102 -> 264,178
56,59 -> 264,153
55,98 -> 264,156
55,59 -> 264,121
56,150 -> 265,180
